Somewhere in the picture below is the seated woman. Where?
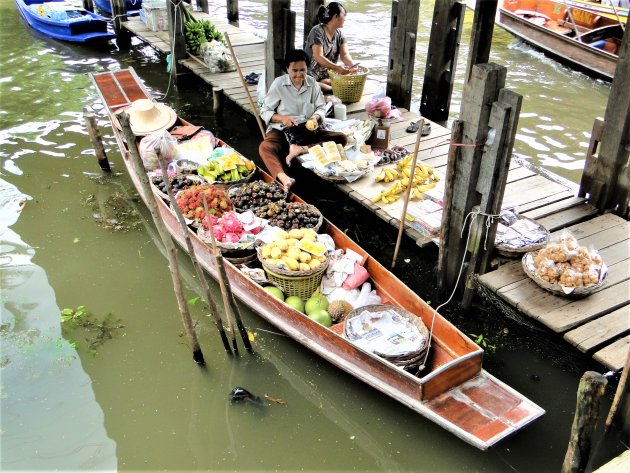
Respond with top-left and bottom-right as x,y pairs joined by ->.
259,49 -> 347,192
305,2 -> 356,94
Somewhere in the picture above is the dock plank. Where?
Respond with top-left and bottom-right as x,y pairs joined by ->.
536,204 -> 600,231
593,335 -> 630,371
564,306 -> 630,353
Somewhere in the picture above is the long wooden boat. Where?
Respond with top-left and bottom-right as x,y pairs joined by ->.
89,67 -> 544,450
498,0 -> 624,79
566,0 -> 628,22
16,0 -> 115,43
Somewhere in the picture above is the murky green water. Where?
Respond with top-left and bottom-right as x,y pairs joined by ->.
0,0 -> 622,471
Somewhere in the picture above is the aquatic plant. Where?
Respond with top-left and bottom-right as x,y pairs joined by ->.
60,306 -> 124,355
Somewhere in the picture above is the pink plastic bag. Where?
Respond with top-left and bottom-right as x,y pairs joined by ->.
365,97 -> 402,120
342,263 -> 370,290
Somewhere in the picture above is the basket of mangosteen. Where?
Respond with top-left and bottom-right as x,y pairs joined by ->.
228,179 -> 287,212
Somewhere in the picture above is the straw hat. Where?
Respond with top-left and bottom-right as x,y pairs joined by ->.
126,99 -> 177,136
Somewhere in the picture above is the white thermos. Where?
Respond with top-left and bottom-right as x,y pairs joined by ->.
334,104 -> 347,120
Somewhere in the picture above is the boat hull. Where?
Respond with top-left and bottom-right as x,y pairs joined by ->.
89,68 -> 545,450
498,3 -> 620,79
16,0 -> 115,43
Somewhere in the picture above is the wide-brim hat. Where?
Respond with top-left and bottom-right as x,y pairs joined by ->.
117,99 -> 177,136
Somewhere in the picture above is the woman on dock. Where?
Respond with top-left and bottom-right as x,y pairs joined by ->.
259,49 -> 347,192
305,2 -> 357,94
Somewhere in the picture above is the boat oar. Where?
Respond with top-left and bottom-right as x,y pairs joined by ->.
391,119 -> 424,269
118,112 -> 206,365
202,195 -> 254,354
224,32 -> 267,140
156,153 -> 233,355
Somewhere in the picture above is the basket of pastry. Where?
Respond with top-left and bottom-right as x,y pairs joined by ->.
309,141 -> 372,182
521,231 -> 607,298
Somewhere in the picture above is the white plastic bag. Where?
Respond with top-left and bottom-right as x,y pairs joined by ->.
201,40 -> 236,73
138,130 -> 178,171
256,72 -> 266,108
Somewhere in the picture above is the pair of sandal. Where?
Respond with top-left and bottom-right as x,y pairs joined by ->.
245,72 -> 261,85
406,120 -> 431,136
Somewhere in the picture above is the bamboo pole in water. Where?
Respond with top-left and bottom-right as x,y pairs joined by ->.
155,154 -> 233,355
202,195 -> 253,353
118,112 -> 205,364
391,120 -> 424,269
605,349 -> 630,431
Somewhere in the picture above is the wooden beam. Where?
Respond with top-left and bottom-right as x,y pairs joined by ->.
111,0 -> 131,48
265,0 -> 295,89
303,0 -> 324,48
465,0 -> 498,83
227,0 -> 239,26
420,0 -> 466,124
167,0 -> 187,76
386,0 -> 420,110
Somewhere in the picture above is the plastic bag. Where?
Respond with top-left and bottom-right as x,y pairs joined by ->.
173,130 -> 216,164
366,97 -> 392,118
256,72 -> 266,108
138,130 -> 178,171
202,40 -> 236,73
342,263 -> 370,290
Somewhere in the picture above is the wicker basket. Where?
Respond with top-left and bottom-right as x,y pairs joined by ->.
150,173 -> 205,203
343,304 -> 430,375
258,254 -> 329,299
329,66 -> 369,103
522,251 -> 608,299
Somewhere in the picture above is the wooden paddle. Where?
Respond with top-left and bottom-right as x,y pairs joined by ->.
224,32 -> 267,140
391,119 -> 424,269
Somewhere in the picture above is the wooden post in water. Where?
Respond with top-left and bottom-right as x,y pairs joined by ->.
465,0 -> 498,83
265,0 -> 295,89
227,0 -> 239,26
167,0 -> 188,79
83,107 -> 111,172
198,0 -> 209,14
118,112 -> 205,365
82,0 -> 94,12
386,0 -> 420,111
303,0 -> 324,48
562,372 -> 608,473
437,63 -> 506,297
461,88 -> 522,307
111,0 -> 131,48
420,0 -> 466,124
155,156 -> 233,355
213,87 -> 225,114
578,29 -> 630,218
605,349 -> 630,431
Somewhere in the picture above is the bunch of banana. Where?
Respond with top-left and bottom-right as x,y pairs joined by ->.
397,157 -> 439,184
374,167 -> 400,183
410,182 -> 438,200
371,181 -> 404,204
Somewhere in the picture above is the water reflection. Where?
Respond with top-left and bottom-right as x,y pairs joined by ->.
1,180 -> 117,470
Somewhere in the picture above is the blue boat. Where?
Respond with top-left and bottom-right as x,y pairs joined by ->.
15,0 -> 116,43
94,0 -> 142,16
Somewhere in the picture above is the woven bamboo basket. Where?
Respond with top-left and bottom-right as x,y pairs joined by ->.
257,247 -> 329,299
343,304 -> 430,374
150,173 -> 205,203
521,251 -> 608,299
329,66 -> 369,103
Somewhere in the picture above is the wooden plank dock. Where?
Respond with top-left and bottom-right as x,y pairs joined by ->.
120,14 -> 600,247
477,214 -> 630,371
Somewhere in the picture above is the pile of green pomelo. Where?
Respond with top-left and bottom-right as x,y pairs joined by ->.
263,286 -> 331,326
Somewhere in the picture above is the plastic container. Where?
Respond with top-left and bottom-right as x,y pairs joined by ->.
141,1 -> 168,32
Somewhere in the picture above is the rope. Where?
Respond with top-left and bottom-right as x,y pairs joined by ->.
420,209 -> 501,370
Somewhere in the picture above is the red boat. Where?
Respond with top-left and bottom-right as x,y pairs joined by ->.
89,67 -> 544,450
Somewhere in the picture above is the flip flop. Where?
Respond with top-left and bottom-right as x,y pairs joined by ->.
406,120 -> 431,136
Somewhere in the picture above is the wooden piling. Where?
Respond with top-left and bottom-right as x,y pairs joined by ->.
386,0 -> 420,111
111,0 -> 131,48
562,371 -> 608,473
156,156 -> 233,355
578,29 -> 630,217
605,349 -> 630,431
197,0 -> 208,14
83,107 -> 111,172
437,63 -> 507,295
266,0 -> 296,89
227,0 -> 239,26
303,0 -> 324,48
167,0 -> 188,78
212,87 -> 225,114
420,0 -> 466,124
118,112 -> 205,365
465,0 -> 498,83
81,0 -> 94,12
